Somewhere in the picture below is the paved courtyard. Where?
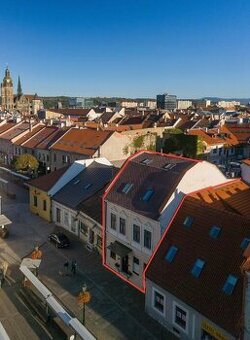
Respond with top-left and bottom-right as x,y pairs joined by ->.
0,173 -> 175,340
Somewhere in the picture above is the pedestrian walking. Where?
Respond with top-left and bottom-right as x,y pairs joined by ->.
64,260 -> 69,275
71,259 -> 77,275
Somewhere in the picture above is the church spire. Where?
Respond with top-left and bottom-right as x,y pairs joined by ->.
17,75 -> 22,97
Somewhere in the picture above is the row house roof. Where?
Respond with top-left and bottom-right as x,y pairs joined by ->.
50,128 -> 113,156
105,151 -> 197,220
0,122 -> 16,134
0,122 -> 31,141
28,166 -> 70,192
53,161 -> 114,209
21,126 -> 67,150
146,195 -> 250,337
14,124 -> 45,146
191,180 -> 250,219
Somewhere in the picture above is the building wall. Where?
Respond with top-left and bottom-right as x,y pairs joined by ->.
145,279 -> 235,340
177,100 -> 193,110
77,212 -> 102,254
29,187 -> 51,222
99,132 -> 130,161
50,149 -> 87,171
52,201 -> 78,236
241,163 -> 250,184
105,201 -> 161,289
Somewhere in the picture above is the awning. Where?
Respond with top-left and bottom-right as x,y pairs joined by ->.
107,241 -> 132,258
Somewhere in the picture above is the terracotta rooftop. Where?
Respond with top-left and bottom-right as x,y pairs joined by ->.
242,159 -> 250,166
146,196 -> 250,337
188,129 -> 225,146
22,127 -> 66,149
48,108 -> 90,116
28,166 -> 69,192
50,128 -> 113,156
105,151 -> 197,220
14,125 -> 45,146
0,122 -> 16,135
0,122 -> 31,140
191,180 -> 250,219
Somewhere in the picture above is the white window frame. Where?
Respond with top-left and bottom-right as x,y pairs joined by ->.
172,301 -> 189,334
152,287 -> 165,316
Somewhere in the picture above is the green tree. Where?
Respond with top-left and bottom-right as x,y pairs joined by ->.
14,154 -> 39,173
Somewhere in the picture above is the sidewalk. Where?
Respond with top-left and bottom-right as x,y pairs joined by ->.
39,228 -> 175,340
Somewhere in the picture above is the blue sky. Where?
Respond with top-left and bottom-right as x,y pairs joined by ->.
0,0 -> 249,98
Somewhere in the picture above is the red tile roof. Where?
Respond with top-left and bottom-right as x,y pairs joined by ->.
0,122 -> 16,135
50,128 -> 113,155
191,180 -> 250,218
13,125 -> 45,146
28,166 -> 69,192
242,159 -> 250,166
106,151 -> 197,220
146,196 -> 249,336
22,127 -> 66,149
0,122 -> 30,140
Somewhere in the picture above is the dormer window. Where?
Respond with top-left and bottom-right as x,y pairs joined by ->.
240,238 -> 250,250
191,259 -> 205,278
209,225 -> 221,239
122,183 -> 134,194
223,274 -> 238,295
183,216 -> 193,228
141,158 -> 152,165
142,189 -> 154,202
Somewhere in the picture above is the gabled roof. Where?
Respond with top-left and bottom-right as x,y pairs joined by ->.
146,196 -> 249,336
53,161 -> 114,209
0,122 -> 30,140
28,166 -> 70,192
21,126 -> 66,149
48,108 -> 90,116
188,129 -> 225,146
14,125 -> 45,146
50,128 -> 113,156
0,122 -> 16,135
105,151 -> 197,220
242,159 -> 250,166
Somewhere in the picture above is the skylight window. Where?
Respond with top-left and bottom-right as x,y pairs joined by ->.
209,225 -> 221,239
183,216 -> 193,228
240,238 -> 250,250
84,183 -> 92,190
163,163 -> 176,170
122,183 -> 134,194
73,179 -> 80,185
142,189 -> 154,202
223,274 -> 238,295
191,259 -> 205,278
141,158 -> 152,165
165,246 -> 178,263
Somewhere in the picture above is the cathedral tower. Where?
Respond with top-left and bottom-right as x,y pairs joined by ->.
1,67 -> 14,111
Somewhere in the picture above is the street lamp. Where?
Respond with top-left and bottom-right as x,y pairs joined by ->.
77,283 -> 91,325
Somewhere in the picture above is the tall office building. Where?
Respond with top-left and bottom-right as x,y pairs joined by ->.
156,93 -> 177,110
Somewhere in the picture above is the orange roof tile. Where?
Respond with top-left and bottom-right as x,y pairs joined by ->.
50,128 -> 113,155
14,125 -> 45,146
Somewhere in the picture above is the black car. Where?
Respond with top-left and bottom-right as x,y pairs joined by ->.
48,232 -> 70,248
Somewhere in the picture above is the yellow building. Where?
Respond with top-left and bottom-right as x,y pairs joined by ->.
28,167 -> 69,222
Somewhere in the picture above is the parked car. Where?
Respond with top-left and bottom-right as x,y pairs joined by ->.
48,232 -> 70,248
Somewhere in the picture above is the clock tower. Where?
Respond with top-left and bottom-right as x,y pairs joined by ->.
1,67 -> 14,111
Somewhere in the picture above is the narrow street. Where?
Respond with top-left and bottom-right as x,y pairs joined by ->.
0,175 -> 174,340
